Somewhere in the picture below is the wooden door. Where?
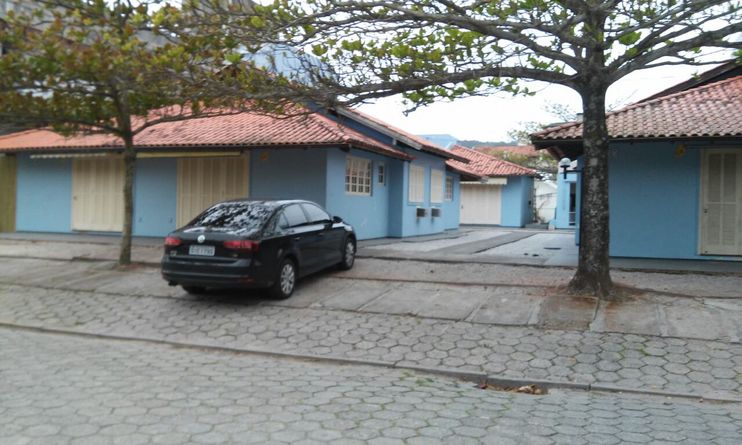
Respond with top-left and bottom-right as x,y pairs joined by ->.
0,155 -> 16,232
72,157 -> 125,232
176,156 -> 250,227
460,184 -> 502,225
700,149 -> 742,255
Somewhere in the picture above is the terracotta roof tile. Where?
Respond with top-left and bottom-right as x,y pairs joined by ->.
0,109 -> 413,160
447,145 -> 537,177
532,76 -> 742,141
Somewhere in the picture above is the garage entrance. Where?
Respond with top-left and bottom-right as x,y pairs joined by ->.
176,156 -> 250,227
460,183 -> 502,225
71,156 -> 124,232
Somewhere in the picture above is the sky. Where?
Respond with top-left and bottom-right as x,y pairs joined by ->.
357,63 -> 724,143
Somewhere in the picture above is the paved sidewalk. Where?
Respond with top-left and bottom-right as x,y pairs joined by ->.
3,231 -> 742,274
4,329 -> 741,445
1,283 -> 740,402
1,257 -> 740,342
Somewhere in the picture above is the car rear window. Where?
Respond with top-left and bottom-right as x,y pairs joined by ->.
188,203 -> 273,229
281,204 -> 308,228
301,203 -> 330,223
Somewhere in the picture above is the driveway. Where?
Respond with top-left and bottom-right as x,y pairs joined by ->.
360,227 -> 577,266
360,226 -> 742,273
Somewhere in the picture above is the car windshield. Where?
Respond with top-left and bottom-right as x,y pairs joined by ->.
188,203 -> 273,230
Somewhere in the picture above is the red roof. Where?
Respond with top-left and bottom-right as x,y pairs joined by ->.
447,145 -> 537,177
475,145 -> 539,157
532,76 -> 742,141
0,109 -> 413,160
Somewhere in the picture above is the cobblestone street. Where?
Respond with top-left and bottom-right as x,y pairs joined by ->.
0,281 -> 740,402
0,249 -> 740,443
2,329 -> 741,445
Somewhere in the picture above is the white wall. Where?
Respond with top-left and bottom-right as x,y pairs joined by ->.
534,180 -> 557,223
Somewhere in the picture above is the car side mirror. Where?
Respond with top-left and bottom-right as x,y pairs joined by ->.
332,216 -> 343,224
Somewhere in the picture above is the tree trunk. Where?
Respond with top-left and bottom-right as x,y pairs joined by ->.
118,133 -> 135,266
568,85 -> 614,298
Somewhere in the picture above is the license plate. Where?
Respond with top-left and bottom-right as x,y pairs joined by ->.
189,245 -> 215,256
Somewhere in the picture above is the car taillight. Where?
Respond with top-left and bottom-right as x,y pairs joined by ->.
223,239 -> 260,253
164,236 -> 181,247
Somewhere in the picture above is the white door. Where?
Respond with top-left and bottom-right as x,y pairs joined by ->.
700,149 -> 742,255
460,184 -> 502,225
176,156 -> 250,226
72,157 -> 125,232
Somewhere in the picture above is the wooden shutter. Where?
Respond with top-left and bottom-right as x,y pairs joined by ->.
0,155 -> 16,232
71,157 -> 125,232
176,156 -> 249,227
701,150 -> 741,255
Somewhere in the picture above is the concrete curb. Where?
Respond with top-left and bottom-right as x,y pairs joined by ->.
2,322 -> 739,404
0,254 -> 160,268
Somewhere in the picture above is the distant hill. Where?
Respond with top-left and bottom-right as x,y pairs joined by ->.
456,140 -> 514,148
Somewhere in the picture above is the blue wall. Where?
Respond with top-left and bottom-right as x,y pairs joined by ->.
16,155 -> 72,233
325,148 -> 391,240
500,176 -> 534,227
564,142 -> 741,260
396,151 -> 450,237
442,172 -> 461,230
609,142 -> 704,259
250,149 -> 327,206
12,147 -> 462,240
134,158 -> 177,236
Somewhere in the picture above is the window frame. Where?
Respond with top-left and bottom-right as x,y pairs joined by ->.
408,164 -> 425,204
345,155 -> 373,196
378,162 -> 386,185
445,175 -> 454,202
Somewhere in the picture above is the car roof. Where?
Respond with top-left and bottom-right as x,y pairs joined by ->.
215,199 -> 318,209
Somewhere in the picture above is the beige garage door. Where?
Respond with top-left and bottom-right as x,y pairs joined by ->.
460,183 -> 502,225
72,157 -> 125,232
176,156 -> 250,227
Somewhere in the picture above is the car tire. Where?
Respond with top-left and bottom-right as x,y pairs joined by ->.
269,258 -> 297,300
182,285 -> 207,295
338,238 -> 355,271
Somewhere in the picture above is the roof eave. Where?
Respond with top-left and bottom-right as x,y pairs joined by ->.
336,108 -> 470,163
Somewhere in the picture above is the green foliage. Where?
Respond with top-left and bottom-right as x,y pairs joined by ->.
225,0 -> 740,111
0,0 -> 287,138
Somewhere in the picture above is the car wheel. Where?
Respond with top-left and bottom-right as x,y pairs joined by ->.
182,285 -> 207,295
338,238 -> 355,270
269,258 -> 297,299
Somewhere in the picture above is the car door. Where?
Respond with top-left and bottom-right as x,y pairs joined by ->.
301,203 -> 344,266
280,204 -> 325,275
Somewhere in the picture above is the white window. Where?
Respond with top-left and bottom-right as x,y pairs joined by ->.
345,156 -> 372,195
409,164 -> 425,203
430,169 -> 444,204
445,175 -> 454,201
378,163 -> 386,185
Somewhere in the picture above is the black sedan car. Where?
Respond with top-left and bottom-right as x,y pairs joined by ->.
161,199 -> 356,299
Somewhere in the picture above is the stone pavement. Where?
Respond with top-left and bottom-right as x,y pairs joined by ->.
2,328 -> 741,445
1,280 -> 740,402
2,256 -> 740,342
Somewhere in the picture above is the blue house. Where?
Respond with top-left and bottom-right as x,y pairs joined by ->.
445,145 -> 537,227
533,74 -> 742,261
0,107 -> 476,240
